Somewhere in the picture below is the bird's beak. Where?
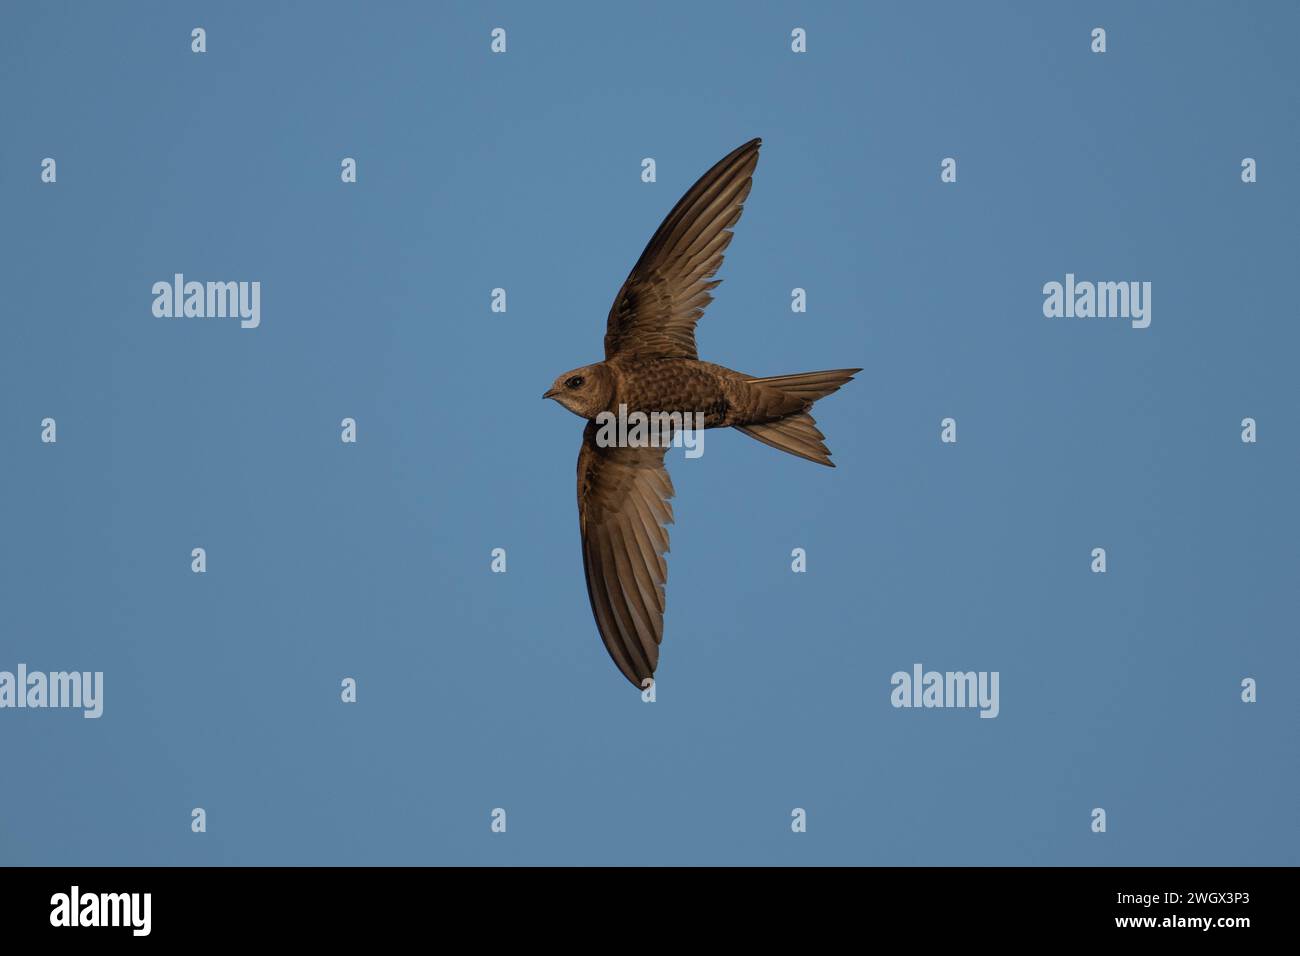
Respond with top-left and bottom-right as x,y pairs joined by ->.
542,387 -> 560,400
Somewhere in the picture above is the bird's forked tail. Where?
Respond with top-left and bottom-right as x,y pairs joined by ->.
735,368 -> 860,467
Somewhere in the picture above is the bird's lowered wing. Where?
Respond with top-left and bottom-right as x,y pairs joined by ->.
576,421 -> 674,689
604,138 -> 762,361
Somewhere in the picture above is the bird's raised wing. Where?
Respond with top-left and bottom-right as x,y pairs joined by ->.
604,138 -> 762,361
576,421 -> 674,689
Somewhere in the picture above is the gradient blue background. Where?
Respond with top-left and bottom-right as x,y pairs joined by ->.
2,1 -> 1296,866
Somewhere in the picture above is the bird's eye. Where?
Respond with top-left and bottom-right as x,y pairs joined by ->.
565,376 -> 585,389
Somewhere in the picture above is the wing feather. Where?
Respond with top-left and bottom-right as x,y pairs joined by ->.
576,422 -> 674,688
604,139 -> 762,360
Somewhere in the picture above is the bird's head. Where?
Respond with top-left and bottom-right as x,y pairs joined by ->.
543,364 -> 612,419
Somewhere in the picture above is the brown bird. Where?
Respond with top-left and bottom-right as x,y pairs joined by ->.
544,138 -> 859,690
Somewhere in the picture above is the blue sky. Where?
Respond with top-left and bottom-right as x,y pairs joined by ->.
1,1 -> 1296,865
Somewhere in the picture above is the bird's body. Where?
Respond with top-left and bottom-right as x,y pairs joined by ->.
573,357 -> 803,429
545,138 -> 860,690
